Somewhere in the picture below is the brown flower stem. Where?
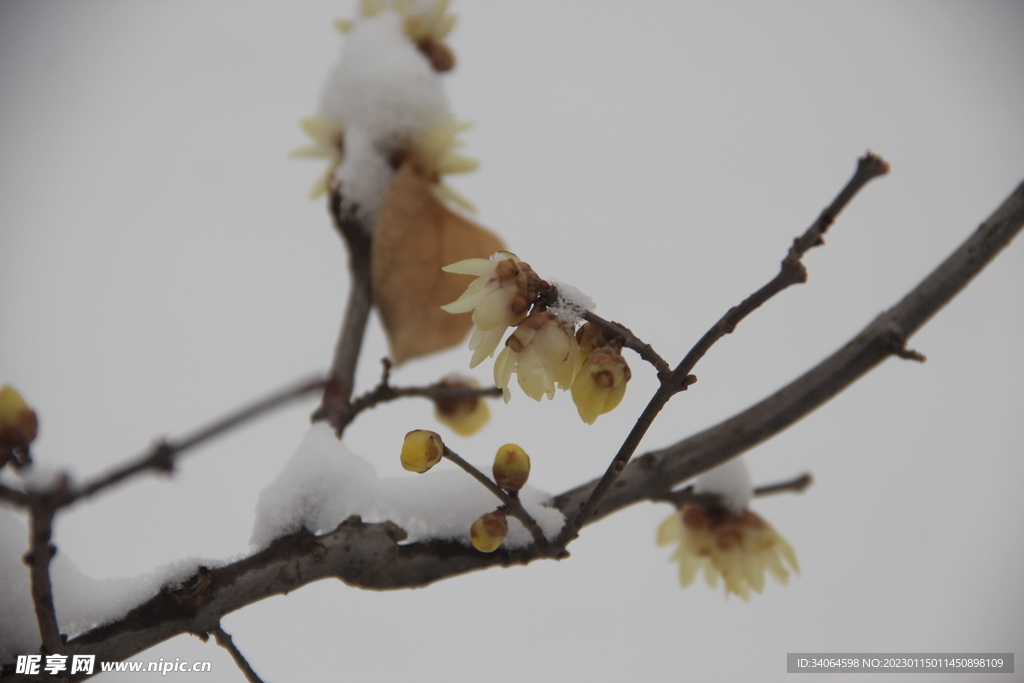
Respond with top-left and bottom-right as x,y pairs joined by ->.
211,624 -> 266,683
582,311 -> 672,378
442,446 -> 551,551
557,153 -> 889,548
314,189 -> 374,434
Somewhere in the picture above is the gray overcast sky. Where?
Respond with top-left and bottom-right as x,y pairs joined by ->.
1,1 -> 1022,681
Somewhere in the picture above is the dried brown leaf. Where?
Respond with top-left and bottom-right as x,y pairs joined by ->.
372,160 -> 504,364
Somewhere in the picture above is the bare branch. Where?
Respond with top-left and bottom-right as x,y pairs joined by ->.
323,358 -> 503,434
652,472 -> 814,509
211,624 -> 266,683
556,177 -> 1024,525
71,376 -> 327,506
557,153 -> 890,546
26,501 -> 64,655
314,189 -> 374,434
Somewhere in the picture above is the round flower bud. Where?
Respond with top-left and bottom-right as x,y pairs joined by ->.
0,384 -> 38,460
492,443 -> 530,492
400,429 -> 444,473
470,510 -> 508,553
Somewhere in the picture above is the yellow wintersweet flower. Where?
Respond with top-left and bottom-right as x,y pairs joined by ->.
571,323 -> 631,424
494,311 -> 579,403
658,503 -> 799,601
470,510 -> 508,553
432,375 -> 490,436
400,429 -> 444,473
441,252 -> 546,368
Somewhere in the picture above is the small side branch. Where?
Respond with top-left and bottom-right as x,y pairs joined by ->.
211,624 -> 266,683
652,471 -> 813,509
583,311 -> 672,378
325,358 -> 503,434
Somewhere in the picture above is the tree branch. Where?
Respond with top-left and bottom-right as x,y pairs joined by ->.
314,189 -> 374,435
582,311 -> 672,378
555,177 -> 1024,525
8,176 -> 1020,680
557,152 -> 890,546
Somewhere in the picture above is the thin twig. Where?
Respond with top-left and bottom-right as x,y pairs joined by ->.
651,472 -> 814,509
211,624 -> 266,683
556,177 -> 1024,527
442,446 -> 551,551
314,189 -> 374,435
73,376 -> 327,504
754,472 -> 813,497
582,311 -> 672,378
25,480 -> 70,655
325,358 -> 503,434
557,153 -> 889,547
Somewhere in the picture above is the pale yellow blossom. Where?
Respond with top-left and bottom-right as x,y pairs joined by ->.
658,504 -> 799,601
494,311 -> 579,403
441,253 -> 544,368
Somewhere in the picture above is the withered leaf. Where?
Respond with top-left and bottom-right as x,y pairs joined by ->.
372,159 -> 505,364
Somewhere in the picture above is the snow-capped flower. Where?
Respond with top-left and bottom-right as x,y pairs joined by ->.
470,510 -> 508,553
657,504 -> 799,601
295,2 -> 476,218
492,444 -> 530,493
441,252 -> 548,368
400,429 -> 444,473
493,311 -> 579,403
432,375 -> 490,436
571,323 -> 631,424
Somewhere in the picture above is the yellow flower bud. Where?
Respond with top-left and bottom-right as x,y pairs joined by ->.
433,376 -> 490,436
400,429 -> 444,473
492,443 -> 530,492
571,342 -> 631,425
470,510 -> 508,553
0,384 -> 38,459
